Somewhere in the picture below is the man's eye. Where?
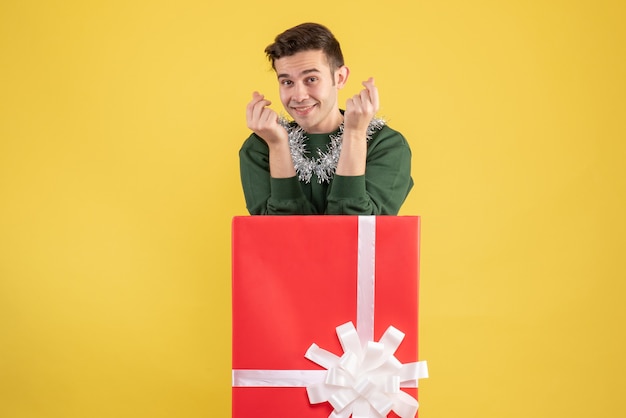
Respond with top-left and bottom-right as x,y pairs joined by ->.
306,77 -> 317,83
281,80 -> 293,86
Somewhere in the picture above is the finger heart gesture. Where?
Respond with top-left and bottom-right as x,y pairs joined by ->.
246,91 -> 287,145
344,77 -> 380,132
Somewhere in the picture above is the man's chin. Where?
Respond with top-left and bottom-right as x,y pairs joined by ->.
290,115 -> 311,131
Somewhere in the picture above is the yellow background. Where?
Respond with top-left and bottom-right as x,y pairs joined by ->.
1,0 -> 625,417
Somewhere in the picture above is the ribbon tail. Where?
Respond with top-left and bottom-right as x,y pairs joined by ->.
399,360 -> 429,387
391,390 -> 419,418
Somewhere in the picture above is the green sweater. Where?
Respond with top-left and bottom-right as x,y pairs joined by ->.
239,123 -> 413,215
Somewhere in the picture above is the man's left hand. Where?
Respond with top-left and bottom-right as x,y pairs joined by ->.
344,77 -> 380,134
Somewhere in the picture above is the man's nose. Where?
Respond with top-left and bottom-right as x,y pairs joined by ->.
293,83 -> 309,102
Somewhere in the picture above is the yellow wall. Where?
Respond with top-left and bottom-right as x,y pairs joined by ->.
1,0 -> 624,417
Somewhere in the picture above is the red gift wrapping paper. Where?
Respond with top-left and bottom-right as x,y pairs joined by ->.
232,216 -> 421,417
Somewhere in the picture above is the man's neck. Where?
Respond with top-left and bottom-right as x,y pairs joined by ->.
302,110 -> 344,135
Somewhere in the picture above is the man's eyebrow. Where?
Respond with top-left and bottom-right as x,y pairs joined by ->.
277,68 -> 321,79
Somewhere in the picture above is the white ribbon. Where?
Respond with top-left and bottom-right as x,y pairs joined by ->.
357,216 -> 376,345
232,216 -> 428,417
304,321 -> 428,418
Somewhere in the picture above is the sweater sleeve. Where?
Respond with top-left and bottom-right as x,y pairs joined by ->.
325,126 -> 413,215
239,134 -> 317,215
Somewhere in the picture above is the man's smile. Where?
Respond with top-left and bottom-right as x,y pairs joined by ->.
291,104 -> 317,115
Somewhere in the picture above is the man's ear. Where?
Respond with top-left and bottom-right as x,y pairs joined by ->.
335,66 -> 350,89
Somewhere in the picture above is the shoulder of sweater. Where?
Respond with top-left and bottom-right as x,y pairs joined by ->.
369,123 -> 410,147
240,133 -> 269,151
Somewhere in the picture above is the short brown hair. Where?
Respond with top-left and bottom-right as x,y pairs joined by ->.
265,23 -> 345,72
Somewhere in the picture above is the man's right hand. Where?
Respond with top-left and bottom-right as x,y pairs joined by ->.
246,91 -> 295,179
246,92 -> 288,146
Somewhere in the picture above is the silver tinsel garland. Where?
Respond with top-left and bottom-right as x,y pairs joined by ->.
279,116 -> 386,184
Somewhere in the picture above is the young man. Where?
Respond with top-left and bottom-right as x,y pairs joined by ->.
240,23 -> 413,215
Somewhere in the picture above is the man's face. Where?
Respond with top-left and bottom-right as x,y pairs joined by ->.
274,49 -> 348,134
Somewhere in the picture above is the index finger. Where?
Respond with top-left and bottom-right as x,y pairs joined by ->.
246,91 -> 271,119
248,91 -> 268,107
362,77 -> 379,111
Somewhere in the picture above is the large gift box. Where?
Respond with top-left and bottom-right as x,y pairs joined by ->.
232,216 -> 427,418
